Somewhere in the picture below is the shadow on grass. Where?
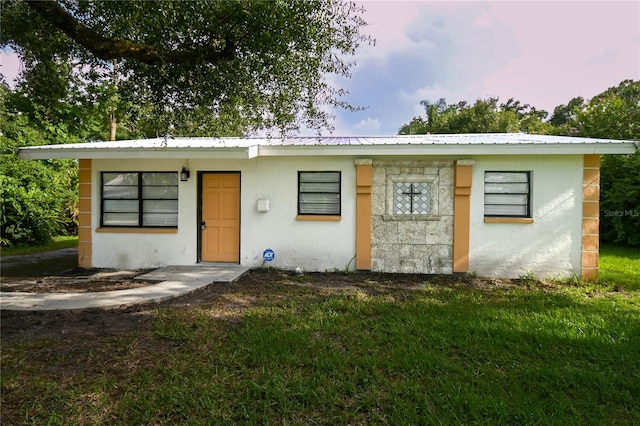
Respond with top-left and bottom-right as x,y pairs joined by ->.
1,249 -> 79,277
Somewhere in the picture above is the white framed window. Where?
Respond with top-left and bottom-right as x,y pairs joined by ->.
101,172 -> 178,227
484,171 -> 531,217
298,171 -> 341,216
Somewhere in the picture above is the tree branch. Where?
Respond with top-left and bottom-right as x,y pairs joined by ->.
26,0 -> 235,66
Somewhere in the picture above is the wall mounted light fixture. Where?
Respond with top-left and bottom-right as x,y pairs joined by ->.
180,166 -> 190,181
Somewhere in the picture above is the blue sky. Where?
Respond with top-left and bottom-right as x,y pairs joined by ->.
2,1 -> 638,136
327,1 -> 640,135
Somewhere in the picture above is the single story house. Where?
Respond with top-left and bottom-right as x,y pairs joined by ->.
18,133 -> 638,279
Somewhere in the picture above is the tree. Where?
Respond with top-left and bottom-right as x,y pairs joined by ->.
398,97 -> 552,135
0,83 -> 79,246
562,80 -> 640,247
549,96 -> 584,129
2,0 -> 372,136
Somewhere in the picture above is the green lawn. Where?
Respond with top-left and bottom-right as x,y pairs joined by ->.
2,262 -> 639,425
1,236 -> 79,256
599,245 -> 640,290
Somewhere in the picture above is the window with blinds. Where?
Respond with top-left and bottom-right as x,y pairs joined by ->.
484,171 -> 531,217
101,172 -> 178,227
298,171 -> 341,216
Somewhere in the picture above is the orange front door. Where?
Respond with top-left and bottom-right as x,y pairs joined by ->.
201,173 -> 240,262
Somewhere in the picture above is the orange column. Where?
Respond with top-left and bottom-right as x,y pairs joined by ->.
78,159 -> 92,268
581,155 -> 600,280
355,160 -> 372,270
453,161 -> 473,273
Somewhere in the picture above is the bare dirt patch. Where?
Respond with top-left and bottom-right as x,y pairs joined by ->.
0,248 -> 528,343
2,248 -> 159,293
1,268 -> 158,293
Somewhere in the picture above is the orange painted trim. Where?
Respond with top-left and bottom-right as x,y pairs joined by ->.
582,201 -> 599,218
453,162 -> 472,273
78,197 -> 91,213
78,226 -> 92,242
583,155 -> 600,168
484,217 -> 535,224
582,234 -> 599,251
581,269 -> 599,281
583,168 -> 600,185
97,227 -> 178,234
78,159 -> 92,268
581,154 -> 600,280
582,218 -> 599,235
355,161 -> 372,270
583,185 -> 600,200
581,251 -> 599,268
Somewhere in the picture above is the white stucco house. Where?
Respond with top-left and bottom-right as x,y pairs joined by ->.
18,133 -> 638,279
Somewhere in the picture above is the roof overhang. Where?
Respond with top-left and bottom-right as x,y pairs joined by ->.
17,134 -> 639,160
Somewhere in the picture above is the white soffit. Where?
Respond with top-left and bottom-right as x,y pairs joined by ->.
17,134 -> 639,159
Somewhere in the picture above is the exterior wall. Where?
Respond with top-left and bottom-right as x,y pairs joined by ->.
370,159 -> 454,274
90,157 -> 357,271
468,155 -> 584,279
88,153 -> 587,278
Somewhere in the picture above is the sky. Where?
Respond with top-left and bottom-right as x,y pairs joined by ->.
1,1 -> 639,136
329,0 -> 640,135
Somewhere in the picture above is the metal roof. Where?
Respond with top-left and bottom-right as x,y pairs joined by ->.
17,133 -> 638,159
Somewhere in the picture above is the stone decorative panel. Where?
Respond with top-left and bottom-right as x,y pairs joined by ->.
371,160 -> 454,274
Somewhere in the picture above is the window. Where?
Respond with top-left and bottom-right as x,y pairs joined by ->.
393,181 -> 431,215
484,171 -> 531,217
101,172 -> 178,227
298,171 -> 341,216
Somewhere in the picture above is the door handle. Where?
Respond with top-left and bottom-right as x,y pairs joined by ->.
201,221 -> 206,230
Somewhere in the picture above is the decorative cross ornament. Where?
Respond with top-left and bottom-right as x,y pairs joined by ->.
401,183 -> 422,213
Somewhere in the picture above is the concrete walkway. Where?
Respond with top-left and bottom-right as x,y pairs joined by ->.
0,264 -> 250,311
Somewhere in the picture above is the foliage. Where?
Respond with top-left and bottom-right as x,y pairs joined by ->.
398,97 -> 553,135
548,96 -> 585,129
1,0 -> 372,246
556,80 -> 640,247
599,151 -> 640,247
1,0 -> 373,136
0,84 -> 79,247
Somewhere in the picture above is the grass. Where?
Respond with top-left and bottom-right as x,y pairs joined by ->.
1,236 -> 79,257
1,245 -> 638,424
2,271 -> 639,425
599,245 -> 640,290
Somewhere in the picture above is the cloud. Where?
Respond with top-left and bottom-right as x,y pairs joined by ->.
587,49 -> 619,66
352,117 -> 381,132
336,2 -> 521,134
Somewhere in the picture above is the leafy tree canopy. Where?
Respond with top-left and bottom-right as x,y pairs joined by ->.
398,97 -> 552,135
1,0 -> 372,136
559,80 -> 640,247
0,83 -> 79,246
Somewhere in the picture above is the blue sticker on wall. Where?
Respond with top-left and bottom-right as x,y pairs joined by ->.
263,248 -> 275,262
